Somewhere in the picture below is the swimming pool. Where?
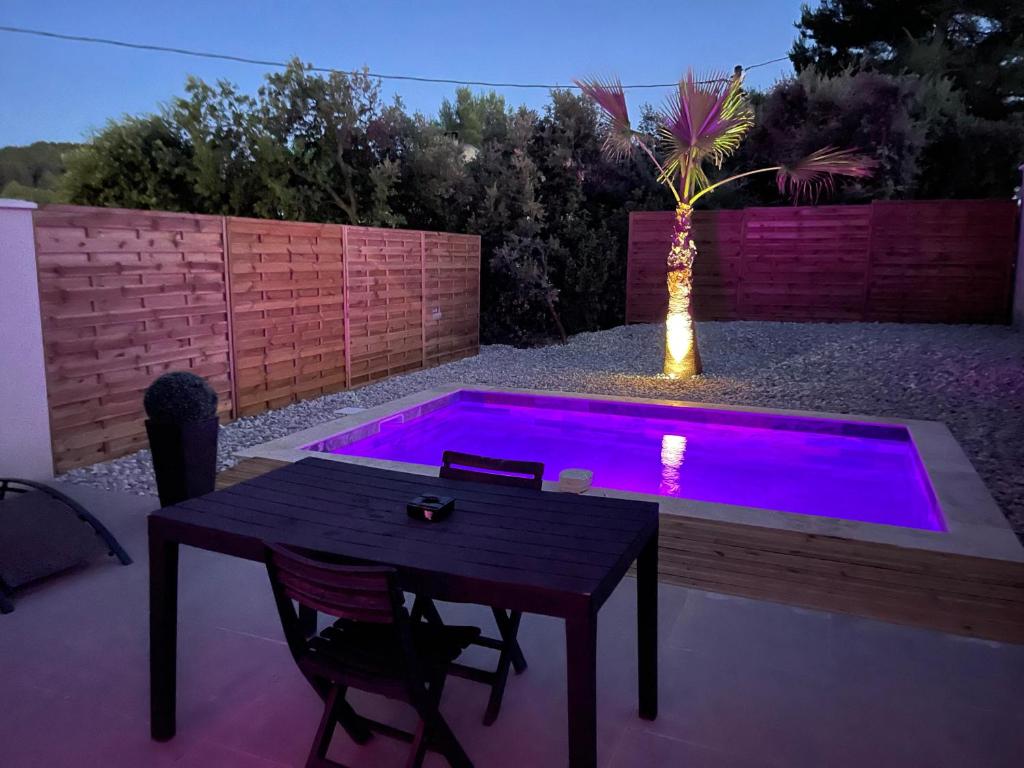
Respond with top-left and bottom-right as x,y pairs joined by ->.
241,386 -> 1024,641
298,389 -> 942,531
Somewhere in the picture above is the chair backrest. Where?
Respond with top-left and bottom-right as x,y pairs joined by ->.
440,450 -> 544,490
266,544 -> 403,662
266,543 -> 398,624
265,544 -> 427,692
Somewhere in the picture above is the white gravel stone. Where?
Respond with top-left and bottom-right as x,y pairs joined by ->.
61,321 -> 1024,537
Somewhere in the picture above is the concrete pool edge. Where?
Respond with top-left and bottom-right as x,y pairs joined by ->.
239,384 -> 1023,564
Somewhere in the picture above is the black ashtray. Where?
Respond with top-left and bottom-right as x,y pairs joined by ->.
407,494 -> 455,522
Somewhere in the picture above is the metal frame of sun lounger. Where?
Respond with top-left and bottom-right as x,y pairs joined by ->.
0,478 -> 133,613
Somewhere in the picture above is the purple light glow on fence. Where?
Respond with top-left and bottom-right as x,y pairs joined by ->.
318,392 -> 944,531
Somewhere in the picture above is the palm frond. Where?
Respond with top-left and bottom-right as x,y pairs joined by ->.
574,77 -> 634,159
659,70 -> 754,175
657,153 -> 709,191
776,147 -> 877,203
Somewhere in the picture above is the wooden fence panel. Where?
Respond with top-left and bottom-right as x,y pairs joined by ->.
32,205 -> 480,470
866,200 -> 1017,323
626,200 -> 1017,325
693,210 -> 745,320
739,205 -> 870,321
625,212 -> 672,324
226,218 -> 347,416
34,206 -> 233,471
626,210 -> 744,323
424,232 -> 482,366
344,227 -> 426,387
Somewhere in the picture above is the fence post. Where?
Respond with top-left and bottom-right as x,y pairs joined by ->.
863,201 -> 877,321
0,199 -> 55,479
736,206 -> 750,320
420,231 -> 427,370
341,226 -> 352,390
1014,164 -> 1024,329
221,216 -> 240,419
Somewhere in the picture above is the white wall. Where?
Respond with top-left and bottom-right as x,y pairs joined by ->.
0,199 -> 54,479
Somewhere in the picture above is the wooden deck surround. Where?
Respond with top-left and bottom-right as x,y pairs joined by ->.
216,457 -> 287,490
654,515 -> 1024,642
232,386 -> 1024,644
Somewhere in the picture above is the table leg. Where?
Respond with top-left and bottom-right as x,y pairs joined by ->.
637,528 -> 658,720
565,607 -> 597,768
149,523 -> 179,741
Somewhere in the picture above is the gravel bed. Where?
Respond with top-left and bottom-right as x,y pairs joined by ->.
62,321 -> 1024,536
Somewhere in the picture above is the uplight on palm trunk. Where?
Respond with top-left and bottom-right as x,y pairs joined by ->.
576,69 -> 874,377
665,203 -> 700,377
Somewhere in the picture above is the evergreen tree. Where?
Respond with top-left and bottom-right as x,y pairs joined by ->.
791,0 -> 1024,119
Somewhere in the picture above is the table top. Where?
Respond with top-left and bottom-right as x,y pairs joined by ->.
150,457 -> 659,615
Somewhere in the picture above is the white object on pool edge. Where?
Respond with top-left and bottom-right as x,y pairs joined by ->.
558,469 -> 593,493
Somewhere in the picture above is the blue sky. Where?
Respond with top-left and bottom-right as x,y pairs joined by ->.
0,0 -> 808,146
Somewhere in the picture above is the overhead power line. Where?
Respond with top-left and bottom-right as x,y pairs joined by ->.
0,24 -> 791,90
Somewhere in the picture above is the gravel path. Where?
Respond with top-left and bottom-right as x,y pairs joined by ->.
63,321 -> 1024,536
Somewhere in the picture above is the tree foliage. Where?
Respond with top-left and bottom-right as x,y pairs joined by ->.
791,0 -> 1024,119
63,63 -> 409,226
0,141 -> 77,203
711,69 -> 1021,207
63,115 -> 196,210
46,58 -> 1022,346
439,87 -> 510,146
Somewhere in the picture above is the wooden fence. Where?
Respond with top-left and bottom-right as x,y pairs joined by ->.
626,200 -> 1019,324
33,205 -> 480,470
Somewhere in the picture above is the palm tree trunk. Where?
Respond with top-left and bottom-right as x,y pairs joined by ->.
663,203 -> 702,377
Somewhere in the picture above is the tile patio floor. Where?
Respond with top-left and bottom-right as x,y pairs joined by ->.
1,484 -> 1021,767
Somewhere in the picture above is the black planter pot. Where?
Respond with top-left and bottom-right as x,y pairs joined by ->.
146,417 -> 219,507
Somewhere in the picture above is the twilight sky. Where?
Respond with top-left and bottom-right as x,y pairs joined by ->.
0,0 -> 809,146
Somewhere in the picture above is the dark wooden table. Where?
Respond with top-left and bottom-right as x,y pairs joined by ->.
149,457 -> 659,767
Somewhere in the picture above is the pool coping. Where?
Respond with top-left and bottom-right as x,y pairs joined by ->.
238,384 -> 1024,565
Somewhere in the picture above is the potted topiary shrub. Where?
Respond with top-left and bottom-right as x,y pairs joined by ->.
144,372 -> 220,507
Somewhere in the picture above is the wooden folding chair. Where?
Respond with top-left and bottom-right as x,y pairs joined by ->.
265,544 -> 479,768
411,451 -> 543,726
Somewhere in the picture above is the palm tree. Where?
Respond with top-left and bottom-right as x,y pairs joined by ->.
575,69 -> 875,377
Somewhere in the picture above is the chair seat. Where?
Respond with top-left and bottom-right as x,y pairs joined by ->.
302,619 -> 480,683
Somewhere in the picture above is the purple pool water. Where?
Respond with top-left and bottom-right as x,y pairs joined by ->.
314,392 -> 943,531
